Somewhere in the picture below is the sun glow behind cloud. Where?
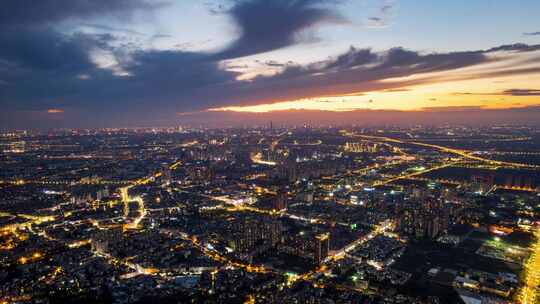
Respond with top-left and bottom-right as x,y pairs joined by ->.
211,50 -> 540,113
210,95 -> 374,112
2,0 -> 540,129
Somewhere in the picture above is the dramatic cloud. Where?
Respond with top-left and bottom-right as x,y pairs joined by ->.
0,28 -> 97,72
3,37 -> 540,115
1,0 -> 540,129
203,46 -> 491,108
0,0 -> 167,112
1,47 -> 239,112
0,0 -> 158,28
215,0 -> 346,59
323,47 -> 378,70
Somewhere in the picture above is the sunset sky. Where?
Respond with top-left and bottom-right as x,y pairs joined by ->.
1,0 -> 540,129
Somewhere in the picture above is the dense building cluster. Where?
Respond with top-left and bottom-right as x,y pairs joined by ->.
1,125 -> 540,303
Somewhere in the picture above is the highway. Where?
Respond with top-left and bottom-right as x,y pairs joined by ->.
349,133 -> 539,169
373,161 -> 460,187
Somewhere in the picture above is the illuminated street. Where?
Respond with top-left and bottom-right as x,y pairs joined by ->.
518,229 -> 540,304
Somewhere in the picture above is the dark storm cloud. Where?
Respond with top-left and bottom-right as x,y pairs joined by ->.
3,39 -> 539,115
0,0 -> 159,28
0,27 -> 119,110
195,46 -> 492,108
1,47 -> 240,111
0,28 -> 97,72
0,0 -> 167,110
378,47 -> 487,71
2,0 -> 540,129
267,46 -> 487,81
114,50 -> 238,103
214,0 -> 346,59
0,0 -> 228,112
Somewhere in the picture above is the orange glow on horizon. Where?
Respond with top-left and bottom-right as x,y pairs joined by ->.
47,108 -> 64,114
209,49 -> 540,114
208,88 -> 539,113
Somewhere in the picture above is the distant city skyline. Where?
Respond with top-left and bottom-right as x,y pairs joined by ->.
1,0 -> 540,129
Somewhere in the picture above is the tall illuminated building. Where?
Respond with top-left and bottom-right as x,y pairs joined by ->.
315,233 -> 330,264
274,188 -> 288,211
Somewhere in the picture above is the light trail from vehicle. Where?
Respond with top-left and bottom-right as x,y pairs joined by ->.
518,229 -> 540,304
